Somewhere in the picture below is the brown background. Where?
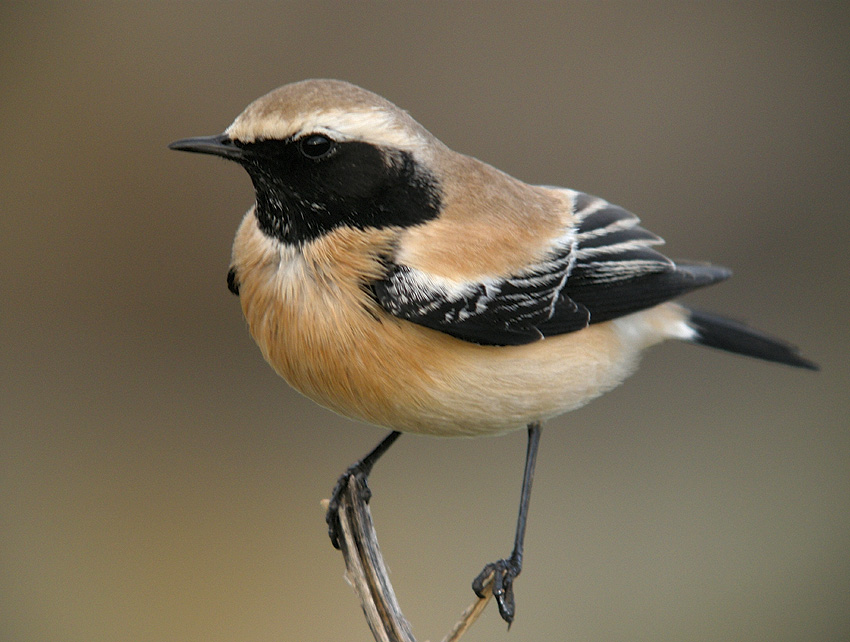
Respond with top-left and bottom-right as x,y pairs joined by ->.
2,3 -> 848,642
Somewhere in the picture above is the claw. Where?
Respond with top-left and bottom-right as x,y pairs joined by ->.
472,557 -> 521,625
325,467 -> 372,549
325,431 -> 402,549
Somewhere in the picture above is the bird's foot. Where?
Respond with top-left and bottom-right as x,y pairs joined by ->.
325,464 -> 373,550
472,555 -> 522,625
325,431 -> 401,550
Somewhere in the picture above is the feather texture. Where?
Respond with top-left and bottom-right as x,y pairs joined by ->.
373,190 -> 730,345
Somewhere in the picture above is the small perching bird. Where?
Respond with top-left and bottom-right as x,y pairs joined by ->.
170,79 -> 817,624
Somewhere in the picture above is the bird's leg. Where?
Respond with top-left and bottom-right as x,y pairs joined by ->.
326,430 -> 401,549
472,421 -> 542,625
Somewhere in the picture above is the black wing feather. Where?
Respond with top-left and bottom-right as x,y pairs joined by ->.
373,191 -> 730,345
374,264 -> 557,345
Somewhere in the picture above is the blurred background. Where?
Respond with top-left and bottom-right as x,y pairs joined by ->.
2,3 -> 848,642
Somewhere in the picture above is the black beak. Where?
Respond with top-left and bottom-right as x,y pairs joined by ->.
168,134 -> 246,162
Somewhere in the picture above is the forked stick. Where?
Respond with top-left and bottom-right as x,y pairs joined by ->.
325,475 -> 494,642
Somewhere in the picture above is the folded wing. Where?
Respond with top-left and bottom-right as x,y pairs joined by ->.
373,190 -> 730,345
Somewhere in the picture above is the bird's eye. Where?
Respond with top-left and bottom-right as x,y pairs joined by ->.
299,134 -> 335,159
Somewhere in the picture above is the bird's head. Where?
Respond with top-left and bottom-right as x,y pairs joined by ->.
170,79 -> 444,245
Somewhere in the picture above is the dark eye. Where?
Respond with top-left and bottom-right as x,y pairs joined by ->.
299,134 -> 335,159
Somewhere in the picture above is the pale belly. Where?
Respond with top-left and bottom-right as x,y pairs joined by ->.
243,287 -> 646,436
231,212 -> 675,437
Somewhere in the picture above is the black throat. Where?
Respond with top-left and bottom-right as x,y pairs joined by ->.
237,139 -> 442,245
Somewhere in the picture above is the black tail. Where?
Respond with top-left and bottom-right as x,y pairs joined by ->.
686,308 -> 818,370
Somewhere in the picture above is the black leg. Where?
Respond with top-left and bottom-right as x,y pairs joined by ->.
326,431 -> 402,549
472,421 -> 542,625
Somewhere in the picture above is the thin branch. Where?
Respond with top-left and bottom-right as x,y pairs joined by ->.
325,475 -> 494,642
440,576 -> 493,642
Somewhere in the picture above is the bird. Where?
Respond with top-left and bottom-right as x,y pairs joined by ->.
169,79 -> 817,625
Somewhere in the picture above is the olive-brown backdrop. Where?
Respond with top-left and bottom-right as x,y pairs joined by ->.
2,3 -> 848,642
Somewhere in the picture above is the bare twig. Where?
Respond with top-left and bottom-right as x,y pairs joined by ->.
440,575 -> 493,642
324,475 -> 494,642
